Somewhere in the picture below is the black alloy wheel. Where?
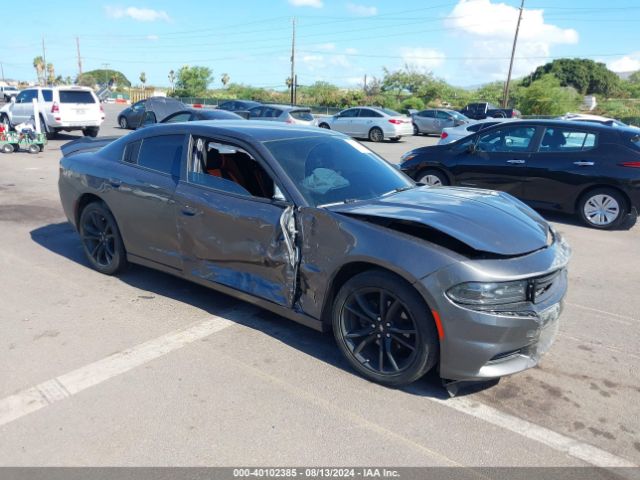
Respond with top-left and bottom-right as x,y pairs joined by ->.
79,202 -> 127,275
333,270 -> 438,386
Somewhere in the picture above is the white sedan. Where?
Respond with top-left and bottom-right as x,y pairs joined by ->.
318,107 -> 413,142
438,118 -> 514,144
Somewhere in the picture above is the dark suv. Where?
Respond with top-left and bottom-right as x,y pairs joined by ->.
400,120 -> 640,229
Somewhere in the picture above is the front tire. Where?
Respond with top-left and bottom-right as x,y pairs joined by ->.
578,188 -> 627,229
318,123 -> 330,129
79,202 -> 127,275
332,270 -> 439,387
368,127 -> 384,143
416,169 -> 449,187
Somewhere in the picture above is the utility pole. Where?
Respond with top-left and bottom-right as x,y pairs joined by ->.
290,17 -> 296,106
102,63 -> 110,85
76,37 -> 83,78
363,74 -> 367,92
42,36 -> 47,86
502,0 -> 524,108
0,63 -> 5,83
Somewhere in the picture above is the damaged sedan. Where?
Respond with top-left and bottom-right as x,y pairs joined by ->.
58,122 -> 570,386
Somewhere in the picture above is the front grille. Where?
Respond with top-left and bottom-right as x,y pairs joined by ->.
529,269 -> 562,304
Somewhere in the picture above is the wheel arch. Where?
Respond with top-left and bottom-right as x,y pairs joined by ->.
574,184 -> 631,213
415,165 -> 453,185
319,260 -> 426,326
75,192 -> 107,227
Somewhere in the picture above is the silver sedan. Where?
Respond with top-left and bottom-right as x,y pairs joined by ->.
318,106 -> 413,142
412,108 -> 471,135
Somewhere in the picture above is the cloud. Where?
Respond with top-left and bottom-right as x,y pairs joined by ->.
346,3 -> 378,16
345,47 -> 358,55
314,42 -> 336,51
607,53 -> 640,72
400,48 -> 446,71
105,6 -> 171,22
288,0 -> 323,8
445,0 -> 578,79
146,34 -> 159,41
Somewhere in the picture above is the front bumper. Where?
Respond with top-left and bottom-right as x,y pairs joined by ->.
417,233 -> 571,381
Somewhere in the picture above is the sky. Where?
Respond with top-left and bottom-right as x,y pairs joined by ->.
2,0 -> 639,89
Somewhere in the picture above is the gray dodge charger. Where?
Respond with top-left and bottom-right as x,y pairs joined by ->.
58,121 -> 570,387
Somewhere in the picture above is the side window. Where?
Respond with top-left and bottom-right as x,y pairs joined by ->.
163,112 -> 192,124
123,140 -> 142,164
41,90 -> 53,102
359,109 -> 382,118
132,101 -> 145,112
17,90 -> 37,104
136,134 -> 184,175
477,127 -> 536,153
421,110 -> 436,118
539,128 -> 597,152
249,107 -> 263,118
264,107 -> 281,118
436,111 -> 451,120
339,109 -> 358,118
188,136 -> 276,200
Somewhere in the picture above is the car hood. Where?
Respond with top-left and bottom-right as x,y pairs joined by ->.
328,186 -> 550,256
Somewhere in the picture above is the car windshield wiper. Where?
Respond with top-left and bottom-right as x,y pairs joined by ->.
381,185 -> 415,197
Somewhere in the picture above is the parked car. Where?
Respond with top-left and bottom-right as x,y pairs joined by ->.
217,99 -> 261,112
0,85 -> 20,102
117,96 -> 185,130
139,107 -> 245,127
248,104 -> 317,127
458,102 -> 521,120
559,113 -> 630,128
0,86 -> 104,138
58,122 -> 569,386
411,109 -> 471,135
400,120 -> 640,229
317,107 -> 412,142
438,118 -> 514,144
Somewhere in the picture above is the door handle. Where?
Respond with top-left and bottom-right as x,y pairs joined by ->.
506,159 -> 526,164
181,206 -> 199,217
573,161 -> 594,166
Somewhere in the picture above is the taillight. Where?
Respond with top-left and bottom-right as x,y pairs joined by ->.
286,117 -> 294,124
441,131 -> 448,139
388,119 -> 402,124
100,104 -> 104,113
621,161 -> 640,168
51,102 -> 59,113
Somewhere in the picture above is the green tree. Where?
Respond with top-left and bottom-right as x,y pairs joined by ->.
139,72 -> 147,88
174,65 -> 213,97
82,69 -> 131,88
46,64 -> 55,85
518,74 -> 581,115
299,81 -> 341,106
76,73 -> 97,87
401,97 -> 425,112
522,58 -> 620,96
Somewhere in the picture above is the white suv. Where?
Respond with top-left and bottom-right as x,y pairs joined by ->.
0,86 -> 104,138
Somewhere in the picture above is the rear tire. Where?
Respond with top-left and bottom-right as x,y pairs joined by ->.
332,270 -> 439,387
119,117 -> 129,129
416,169 -> 449,187
368,127 -> 384,143
578,188 -> 627,230
83,127 -> 99,137
27,144 -> 40,154
413,123 -> 420,135
319,123 -> 330,129
79,202 -> 128,275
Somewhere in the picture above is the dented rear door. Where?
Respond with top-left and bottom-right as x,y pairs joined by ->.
174,183 -> 298,307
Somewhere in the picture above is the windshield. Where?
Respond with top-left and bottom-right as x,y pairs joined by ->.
380,108 -> 402,117
263,136 -> 413,207
451,111 -> 469,121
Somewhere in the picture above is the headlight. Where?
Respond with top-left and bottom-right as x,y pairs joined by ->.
447,280 -> 528,306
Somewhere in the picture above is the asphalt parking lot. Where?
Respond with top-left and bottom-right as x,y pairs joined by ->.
0,103 -> 639,470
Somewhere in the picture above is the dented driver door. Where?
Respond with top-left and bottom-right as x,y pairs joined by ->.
174,182 -> 299,308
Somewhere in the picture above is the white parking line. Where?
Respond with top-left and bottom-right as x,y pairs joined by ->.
0,310 -> 237,427
0,306 -> 636,470
566,302 -> 637,326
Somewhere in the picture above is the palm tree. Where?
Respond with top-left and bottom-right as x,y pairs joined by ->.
139,72 -> 147,88
33,56 -> 44,85
168,70 -> 175,91
221,73 -> 230,87
46,64 -> 55,86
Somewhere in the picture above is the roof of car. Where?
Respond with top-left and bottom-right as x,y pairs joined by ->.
137,120 -> 343,142
259,104 -> 312,111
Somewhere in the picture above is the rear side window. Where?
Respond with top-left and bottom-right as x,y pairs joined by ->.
263,107 -> 282,118
42,90 -> 53,102
136,135 -> 184,175
290,110 -> 314,121
358,109 -> 382,118
163,112 -> 192,123
539,128 -> 597,152
123,140 -> 142,164
59,90 -> 96,104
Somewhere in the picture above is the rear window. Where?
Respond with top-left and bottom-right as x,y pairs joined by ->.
42,90 -> 53,102
290,110 -> 314,121
539,128 -> 597,152
380,108 -> 401,117
59,90 -> 96,104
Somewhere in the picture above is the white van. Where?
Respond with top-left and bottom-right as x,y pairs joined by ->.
0,86 -> 104,138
